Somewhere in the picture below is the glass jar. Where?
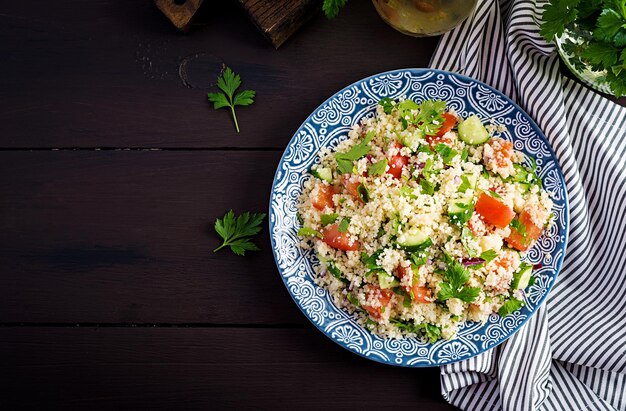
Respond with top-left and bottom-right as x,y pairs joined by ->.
372,0 -> 478,37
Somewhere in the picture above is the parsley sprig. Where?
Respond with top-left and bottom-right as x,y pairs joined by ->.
498,298 -> 525,317
540,1 -> 626,96
334,131 -> 375,174
207,66 -> 256,133
214,210 -> 266,256
323,0 -> 348,18
391,319 -> 441,343
437,256 -> 481,303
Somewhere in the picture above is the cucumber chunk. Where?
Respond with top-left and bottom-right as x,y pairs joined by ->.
311,167 -> 333,183
397,228 -> 433,252
511,263 -> 533,289
399,130 -> 423,151
378,272 -> 400,289
458,115 -> 490,145
447,195 -> 474,225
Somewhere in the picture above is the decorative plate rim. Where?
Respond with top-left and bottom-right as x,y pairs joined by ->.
268,68 -> 569,367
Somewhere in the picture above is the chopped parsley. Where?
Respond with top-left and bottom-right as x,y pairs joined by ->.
457,175 -> 472,193
335,131 -> 375,174
347,293 -> 360,306
320,213 -> 339,225
327,261 -> 348,283
361,249 -> 385,276
400,185 -> 418,199
338,217 -> 351,233
368,158 -> 388,176
510,218 -> 527,238
480,249 -> 498,263
378,97 -> 394,114
437,258 -> 480,303
297,226 -> 323,238
390,319 -> 442,343
498,298 -> 524,317
434,143 -> 458,165
357,182 -> 370,203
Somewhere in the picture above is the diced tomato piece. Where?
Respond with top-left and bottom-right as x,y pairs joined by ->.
341,175 -> 361,199
322,223 -> 359,251
363,285 -> 393,320
409,285 -> 432,303
424,113 -> 457,149
506,209 -> 544,251
436,112 -> 457,137
312,184 -> 335,211
387,154 -> 408,179
395,265 -> 432,303
493,139 -> 513,168
425,134 -> 453,150
386,143 -> 409,179
475,192 -> 514,229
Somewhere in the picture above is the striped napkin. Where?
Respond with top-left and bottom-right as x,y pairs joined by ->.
429,1 -> 626,410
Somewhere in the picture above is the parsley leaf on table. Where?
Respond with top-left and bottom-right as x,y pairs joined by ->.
214,210 -> 266,256
323,0 -> 348,19
207,66 -> 255,133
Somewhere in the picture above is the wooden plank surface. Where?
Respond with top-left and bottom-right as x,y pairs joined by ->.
0,0 -> 438,149
0,327 -> 454,410
0,150 -> 307,324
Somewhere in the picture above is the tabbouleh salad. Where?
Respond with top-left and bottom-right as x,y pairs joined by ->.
297,97 -> 553,342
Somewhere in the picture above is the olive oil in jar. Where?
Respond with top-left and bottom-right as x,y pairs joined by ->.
373,0 -> 478,36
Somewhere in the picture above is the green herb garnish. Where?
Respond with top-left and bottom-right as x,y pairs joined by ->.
378,97 -> 394,114
335,131 -> 375,174
510,218 -> 527,238
338,217 -> 351,233
214,210 -> 266,255
480,249 -> 498,263
320,213 -> 339,226
322,0 -> 348,18
298,226 -> 323,238
368,159 -> 388,176
498,298 -> 525,317
434,143 -> 458,165
361,249 -> 385,276
327,261 -> 348,283
458,175 -> 472,193
391,319 -> 441,343
540,1 -> 626,96
437,259 -> 481,303
207,66 -> 255,133
400,185 -> 418,199
357,182 -> 370,203
419,179 -> 436,195
347,292 -> 360,306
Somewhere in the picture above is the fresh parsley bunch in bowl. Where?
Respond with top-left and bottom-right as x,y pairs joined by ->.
541,0 -> 626,96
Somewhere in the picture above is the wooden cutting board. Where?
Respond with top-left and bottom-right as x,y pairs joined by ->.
154,0 -> 321,48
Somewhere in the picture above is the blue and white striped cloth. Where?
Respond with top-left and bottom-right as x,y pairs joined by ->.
430,1 -> 626,410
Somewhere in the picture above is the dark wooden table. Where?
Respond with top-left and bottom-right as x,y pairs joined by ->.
3,1 -> 621,410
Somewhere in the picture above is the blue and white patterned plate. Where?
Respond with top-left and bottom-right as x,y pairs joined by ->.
269,69 -> 569,367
